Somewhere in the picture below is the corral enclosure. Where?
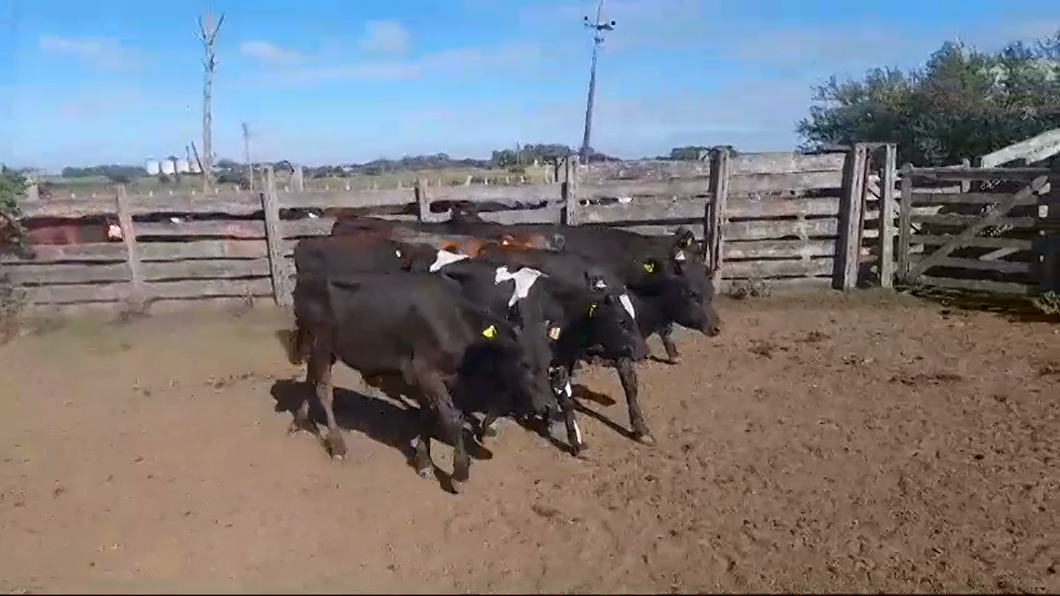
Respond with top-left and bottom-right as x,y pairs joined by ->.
3,144 -> 1057,310
4,149 -> 872,310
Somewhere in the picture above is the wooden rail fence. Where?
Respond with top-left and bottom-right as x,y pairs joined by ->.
3,147 -> 886,311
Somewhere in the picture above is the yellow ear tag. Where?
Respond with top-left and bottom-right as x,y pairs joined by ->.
588,303 -> 597,317
481,325 -> 497,339
548,326 -> 561,340
642,262 -> 655,273
685,238 -> 695,248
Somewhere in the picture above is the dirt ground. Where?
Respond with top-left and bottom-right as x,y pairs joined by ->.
1,292 -> 1057,594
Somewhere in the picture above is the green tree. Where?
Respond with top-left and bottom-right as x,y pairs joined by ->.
0,166 -> 29,254
798,31 -> 1060,166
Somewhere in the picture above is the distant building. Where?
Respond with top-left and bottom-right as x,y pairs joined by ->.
145,159 -> 161,175
160,159 -> 176,175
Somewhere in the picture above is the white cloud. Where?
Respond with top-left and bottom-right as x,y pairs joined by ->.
239,40 -> 301,64
359,20 -> 411,55
38,35 -> 136,69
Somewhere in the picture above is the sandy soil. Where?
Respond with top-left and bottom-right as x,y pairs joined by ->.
0,292 -> 1057,594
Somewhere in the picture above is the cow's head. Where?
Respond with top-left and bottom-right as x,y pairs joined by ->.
581,268 -> 647,361
636,229 -> 721,337
473,317 -> 556,419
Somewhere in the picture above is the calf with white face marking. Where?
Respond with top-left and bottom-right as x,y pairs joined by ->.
474,245 -> 657,449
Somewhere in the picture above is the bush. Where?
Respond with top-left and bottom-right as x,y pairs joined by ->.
0,167 -> 28,342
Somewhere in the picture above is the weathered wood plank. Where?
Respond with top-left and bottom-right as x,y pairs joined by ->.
22,278 -> 275,305
7,263 -> 130,285
115,185 -> 145,305
914,275 -> 1034,295
577,179 -> 708,200
577,199 -> 707,223
579,160 -> 709,183
729,170 -> 843,194
723,258 -> 834,279
707,148 -> 731,285
979,128 -> 1060,168
724,218 -> 839,241
913,235 -> 1035,250
142,258 -> 272,281
717,276 -> 832,294
723,239 -> 835,259
729,197 -> 840,218
262,167 -> 293,307
0,242 -> 126,264
282,217 -> 334,238
576,196 -> 840,225
910,214 -> 1038,228
20,193 -> 263,218
878,144 -> 898,288
135,219 -> 267,238
138,240 -> 269,261
907,167 -> 1049,181
731,152 -> 846,175
838,144 -> 869,291
910,192 -> 1039,206
907,255 -> 1033,274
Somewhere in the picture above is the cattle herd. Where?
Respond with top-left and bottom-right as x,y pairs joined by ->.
286,208 -> 723,493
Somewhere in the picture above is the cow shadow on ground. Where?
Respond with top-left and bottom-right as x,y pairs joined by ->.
270,379 -> 495,487
570,384 -> 637,441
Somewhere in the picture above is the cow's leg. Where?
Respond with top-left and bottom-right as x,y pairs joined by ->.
478,412 -> 500,439
413,404 -> 434,479
422,375 -> 469,491
288,328 -> 320,437
616,357 -> 654,445
658,323 -> 681,364
312,353 -> 346,460
551,364 -> 585,457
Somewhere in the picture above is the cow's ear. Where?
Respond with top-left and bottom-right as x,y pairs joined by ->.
672,227 -> 696,250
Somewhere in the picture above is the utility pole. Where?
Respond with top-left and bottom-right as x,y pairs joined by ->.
196,3 -> 225,191
241,122 -> 253,191
579,0 -> 616,165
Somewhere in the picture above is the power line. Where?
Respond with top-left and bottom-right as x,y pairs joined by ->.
579,0 -> 616,165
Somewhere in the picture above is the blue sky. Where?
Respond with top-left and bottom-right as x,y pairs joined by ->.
0,0 -> 1056,169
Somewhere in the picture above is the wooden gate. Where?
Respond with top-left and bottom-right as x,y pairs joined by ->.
896,165 -> 1054,295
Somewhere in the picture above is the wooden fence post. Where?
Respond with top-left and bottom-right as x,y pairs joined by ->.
707,148 -> 731,288
1038,160 -> 1059,293
293,165 -> 305,191
115,184 -> 146,306
836,144 -> 869,290
562,157 -> 579,226
261,166 -> 292,307
415,178 -> 431,222
878,144 -> 898,288
896,164 -> 914,282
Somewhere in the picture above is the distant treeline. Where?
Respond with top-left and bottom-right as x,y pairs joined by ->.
26,144 -> 735,184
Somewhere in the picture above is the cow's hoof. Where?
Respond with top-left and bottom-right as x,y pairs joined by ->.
572,447 -> 589,460
665,356 -> 681,365
634,433 -> 657,446
325,433 -> 347,460
450,478 -> 465,494
330,453 -> 345,462
480,424 -> 499,438
417,466 -> 433,479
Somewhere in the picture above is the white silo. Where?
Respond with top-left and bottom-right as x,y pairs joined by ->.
176,159 -> 190,173
160,159 -> 176,175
